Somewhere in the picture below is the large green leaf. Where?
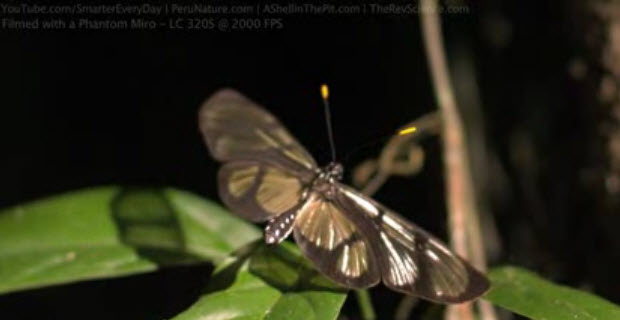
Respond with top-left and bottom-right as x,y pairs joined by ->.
0,187 -> 260,294
485,266 -> 620,320
173,242 -> 347,320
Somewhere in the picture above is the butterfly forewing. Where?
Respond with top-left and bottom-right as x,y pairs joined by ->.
201,89 -> 319,222
199,89 -> 317,179
218,160 -> 306,222
293,192 -> 381,288
335,185 -> 489,303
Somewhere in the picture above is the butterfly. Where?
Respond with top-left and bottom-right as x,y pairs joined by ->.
198,88 -> 489,303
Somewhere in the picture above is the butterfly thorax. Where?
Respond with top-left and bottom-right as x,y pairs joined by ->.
322,162 -> 344,182
309,162 -> 343,199
264,162 -> 343,245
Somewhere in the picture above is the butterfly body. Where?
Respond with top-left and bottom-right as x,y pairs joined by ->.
309,162 -> 344,198
265,162 -> 342,245
199,89 -> 490,303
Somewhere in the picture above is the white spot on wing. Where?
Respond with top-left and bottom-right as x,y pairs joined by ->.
341,245 -> 350,275
429,238 -> 453,255
426,249 -> 440,261
344,189 -> 379,217
382,215 -> 415,243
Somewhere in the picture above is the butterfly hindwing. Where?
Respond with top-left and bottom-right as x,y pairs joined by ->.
335,185 -> 489,303
293,192 -> 381,288
376,212 -> 489,303
199,89 -> 317,181
218,160 -> 305,222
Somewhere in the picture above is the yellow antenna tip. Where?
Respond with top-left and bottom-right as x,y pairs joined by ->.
321,84 -> 329,100
398,126 -> 417,135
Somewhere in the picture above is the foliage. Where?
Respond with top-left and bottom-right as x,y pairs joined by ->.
1,187 -> 619,319
484,266 -> 620,320
0,187 -> 345,319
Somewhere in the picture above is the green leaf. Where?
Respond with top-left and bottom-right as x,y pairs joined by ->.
0,187 -> 260,295
173,242 -> 347,320
485,266 -> 620,320
1,187 -> 347,318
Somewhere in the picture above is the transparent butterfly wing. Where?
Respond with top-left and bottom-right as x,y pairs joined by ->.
335,184 -> 489,303
293,192 -> 381,288
200,89 -> 318,222
199,89 -> 318,179
217,160 -> 308,222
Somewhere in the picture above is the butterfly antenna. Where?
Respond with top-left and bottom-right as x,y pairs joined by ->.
321,84 -> 337,162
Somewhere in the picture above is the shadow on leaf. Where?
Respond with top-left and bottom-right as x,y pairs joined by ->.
248,243 -> 346,293
110,188 -> 203,265
204,241 -> 346,296
204,239 -> 261,293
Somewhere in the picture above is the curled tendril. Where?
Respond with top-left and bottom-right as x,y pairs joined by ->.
353,111 -> 441,195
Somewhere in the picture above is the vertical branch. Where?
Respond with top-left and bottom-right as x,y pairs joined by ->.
418,1 -> 495,320
420,0 -> 470,262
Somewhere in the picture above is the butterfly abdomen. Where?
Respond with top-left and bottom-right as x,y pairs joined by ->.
264,209 -> 297,244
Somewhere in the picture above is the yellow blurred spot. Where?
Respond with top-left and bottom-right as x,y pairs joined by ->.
66,251 -> 76,261
321,84 -> 329,100
398,126 -> 417,135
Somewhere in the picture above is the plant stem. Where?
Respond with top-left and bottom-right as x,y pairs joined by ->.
419,0 -> 496,320
355,289 -> 376,320
361,111 -> 441,197
394,296 -> 419,320
361,170 -> 389,197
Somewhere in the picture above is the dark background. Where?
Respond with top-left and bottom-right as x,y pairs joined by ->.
1,0 -> 619,319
